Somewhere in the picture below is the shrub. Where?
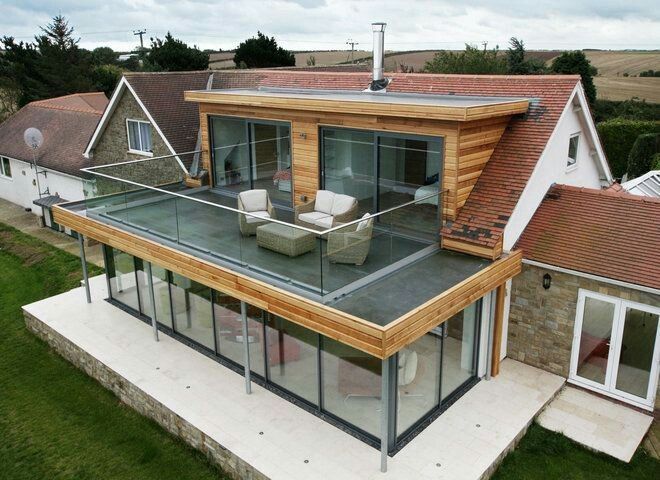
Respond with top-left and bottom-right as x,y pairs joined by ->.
652,152 -> 660,170
627,133 -> 660,178
596,118 -> 660,178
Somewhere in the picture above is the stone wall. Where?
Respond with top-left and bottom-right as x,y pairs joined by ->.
90,89 -> 185,196
508,263 -> 660,378
23,311 -> 268,480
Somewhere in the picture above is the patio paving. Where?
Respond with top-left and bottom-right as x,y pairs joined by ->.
537,386 -> 653,462
23,275 -> 565,480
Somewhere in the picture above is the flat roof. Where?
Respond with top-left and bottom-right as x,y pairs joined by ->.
185,87 -> 530,121
192,87 -> 528,108
331,249 -> 491,326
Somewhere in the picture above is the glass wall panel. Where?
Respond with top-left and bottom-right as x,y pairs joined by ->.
151,265 -> 173,328
321,337 -> 381,437
211,117 -> 250,194
251,122 -> 292,206
576,297 -> 616,386
107,246 -> 140,312
213,291 -> 265,377
441,301 -> 479,400
135,259 -> 153,319
614,307 -> 659,398
265,316 -> 318,405
322,128 -> 375,215
170,273 -> 214,350
396,330 -> 441,437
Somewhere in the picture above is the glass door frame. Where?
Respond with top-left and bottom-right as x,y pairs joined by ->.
209,115 -> 294,208
569,288 -> 660,409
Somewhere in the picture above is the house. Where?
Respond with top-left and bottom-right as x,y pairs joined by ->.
621,169 -> 660,197
511,185 -> 660,410
32,25 -> 658,477
0,92 -> 107,233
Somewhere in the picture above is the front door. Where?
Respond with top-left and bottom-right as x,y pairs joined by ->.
570,289 -> 660,409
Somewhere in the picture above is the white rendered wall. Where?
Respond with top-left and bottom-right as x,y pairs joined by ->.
0,157 -> 85,216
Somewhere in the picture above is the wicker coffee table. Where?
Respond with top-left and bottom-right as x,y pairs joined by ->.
256,223 -> 316,257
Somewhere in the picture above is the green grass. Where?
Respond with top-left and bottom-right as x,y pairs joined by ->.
493,423 -> 660,480
0,222 -> 226,480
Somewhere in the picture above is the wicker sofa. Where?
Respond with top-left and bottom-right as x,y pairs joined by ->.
327,214 -> 374,265
237,189 -> 276,236
294,190 -> 358,231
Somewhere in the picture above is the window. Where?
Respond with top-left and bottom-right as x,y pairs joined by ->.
126,119 -> 153,154
0,156 -> 11,178
567,133 -> 580,169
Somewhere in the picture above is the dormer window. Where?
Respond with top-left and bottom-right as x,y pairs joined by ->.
126,119 -> 153,155
567,133 -> 580,170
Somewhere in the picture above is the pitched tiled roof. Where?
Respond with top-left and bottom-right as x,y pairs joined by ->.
125,71 -> 211,156
516,184 -> 660,290
31,92 -> 108,114
0,93 -> 107,178
209,71 -> 580,250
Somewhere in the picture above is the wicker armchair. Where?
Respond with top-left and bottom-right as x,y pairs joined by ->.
238,190 -> 276,236
295,190 -> 358,231
326,216 -> 373,265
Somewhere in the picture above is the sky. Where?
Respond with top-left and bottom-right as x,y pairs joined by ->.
1,0 -> 659,52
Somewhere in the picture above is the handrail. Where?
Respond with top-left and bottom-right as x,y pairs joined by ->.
83,150 -> 203,174
82,167 -> 442,236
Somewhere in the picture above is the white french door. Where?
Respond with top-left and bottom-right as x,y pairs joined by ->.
569,289 -> 660,410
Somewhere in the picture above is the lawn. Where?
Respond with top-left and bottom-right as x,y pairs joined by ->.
0,222 -> 226,480
493,423 -> 660,480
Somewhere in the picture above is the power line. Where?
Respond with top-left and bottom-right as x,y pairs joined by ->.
133,29 -> 147,49
346,38 -> 359,63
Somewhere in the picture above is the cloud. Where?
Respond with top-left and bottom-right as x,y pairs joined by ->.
1,0 -> 658,52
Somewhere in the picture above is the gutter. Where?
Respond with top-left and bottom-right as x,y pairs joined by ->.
522,259 -> 660,296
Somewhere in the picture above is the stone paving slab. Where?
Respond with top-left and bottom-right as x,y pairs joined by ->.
538,386 -> 653,462
23,276 -> 565,479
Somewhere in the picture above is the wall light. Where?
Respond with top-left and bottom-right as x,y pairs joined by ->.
542,273 -> 552,290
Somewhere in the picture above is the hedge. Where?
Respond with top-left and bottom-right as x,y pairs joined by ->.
627,133 -> 660,178
596,118 -> 660,179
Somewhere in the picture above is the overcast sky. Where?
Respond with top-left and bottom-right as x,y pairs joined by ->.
2,0 -> 659,52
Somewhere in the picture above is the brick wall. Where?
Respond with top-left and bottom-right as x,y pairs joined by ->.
508,263 -> 660,378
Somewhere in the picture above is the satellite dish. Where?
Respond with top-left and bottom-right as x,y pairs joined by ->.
24,128 -> 44,150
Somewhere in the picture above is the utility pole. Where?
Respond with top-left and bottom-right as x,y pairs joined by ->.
346,38 -> 359,63
133,29 -> 147,49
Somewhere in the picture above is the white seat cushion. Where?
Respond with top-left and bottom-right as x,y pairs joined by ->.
298,211 -> 331,225
314,190 -> 335,215
356,213 -> 371,231
239,189 -> 268,212
245,211 -> 270,224
315,215 -> 334,229
331,194 -> 356,216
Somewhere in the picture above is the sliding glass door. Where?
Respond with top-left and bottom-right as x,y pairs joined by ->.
570,290 -> 660,408
321,127 -> 443,239
210,117 -> 292,207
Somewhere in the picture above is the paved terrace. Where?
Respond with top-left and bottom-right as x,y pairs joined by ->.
24,275 -> 564,479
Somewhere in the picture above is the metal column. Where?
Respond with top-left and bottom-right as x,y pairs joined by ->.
380,357 -> 390,473
145,262 -> 159,342
78,235 -> 91,304
241,301 -> 252,394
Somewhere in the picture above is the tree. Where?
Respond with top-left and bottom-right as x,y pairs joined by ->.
550,51 -> 598,105
424,43 -> 507,74
146,33 -> 209,71
92,64 -> 122,95
506,37 -> 546,75
627,133 -> 660,178
91,46 -> 117,66
233,32 -> 295,69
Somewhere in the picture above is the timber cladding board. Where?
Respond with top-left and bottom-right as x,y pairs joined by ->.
196,101 -> 464,212
186,91 -> 529,122
53,206 -> 521,358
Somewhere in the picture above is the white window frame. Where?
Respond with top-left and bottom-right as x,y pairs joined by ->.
126,119 -> 153,156
566,132 -> 580,172
0,156 -> 12,179
569,288 -> 660,410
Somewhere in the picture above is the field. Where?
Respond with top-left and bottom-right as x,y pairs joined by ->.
595,77 -> 660,103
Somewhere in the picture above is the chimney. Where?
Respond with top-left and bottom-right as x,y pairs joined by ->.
368,22 -> 389,92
